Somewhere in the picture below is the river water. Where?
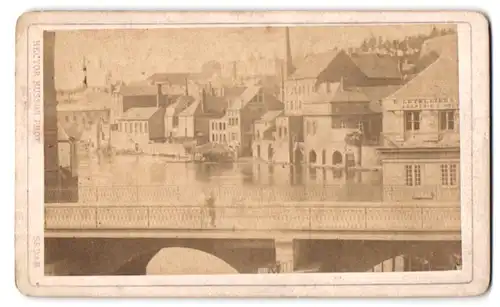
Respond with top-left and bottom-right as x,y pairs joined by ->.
76,154 -> 383,205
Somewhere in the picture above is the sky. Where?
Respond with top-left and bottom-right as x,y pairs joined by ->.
53,24 -> 455,90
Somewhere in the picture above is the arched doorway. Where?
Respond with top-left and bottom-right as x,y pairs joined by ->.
267,144 -> 273,161
332,151 -> 343,165
293,147 -> 303,165
146,247 -> 239,275
309,150 -> 317,164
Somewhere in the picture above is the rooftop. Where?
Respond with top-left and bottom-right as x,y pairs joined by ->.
350,53 -> 402,79
258,110 -> 283,123
120,107 -> 159,120
385,53 -> 458,101
147,73 -> 191,85
288,50 -> 340,80
228,86 -> 261,110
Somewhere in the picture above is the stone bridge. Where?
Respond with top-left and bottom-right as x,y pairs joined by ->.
44,201 -> 462,276
45,201 -> 461,240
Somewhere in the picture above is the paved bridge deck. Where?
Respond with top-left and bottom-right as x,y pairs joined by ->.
45,201 -> 461,240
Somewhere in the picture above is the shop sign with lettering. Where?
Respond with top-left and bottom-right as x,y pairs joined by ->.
402,98 -> 457,110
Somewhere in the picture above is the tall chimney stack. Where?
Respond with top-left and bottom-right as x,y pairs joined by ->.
285,27 -> 295,77
156,83 -> 162,108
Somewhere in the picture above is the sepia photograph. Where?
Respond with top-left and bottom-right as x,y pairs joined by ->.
15,11 -> 490,297
43,23 -> 463,276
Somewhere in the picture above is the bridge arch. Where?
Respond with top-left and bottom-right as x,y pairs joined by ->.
112,240 -> 252,275
146,247 -> 239,275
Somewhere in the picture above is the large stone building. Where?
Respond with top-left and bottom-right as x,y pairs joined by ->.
377,34 -> 460,202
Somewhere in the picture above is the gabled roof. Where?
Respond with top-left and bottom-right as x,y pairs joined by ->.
147,73 -> 191,85
229,86 -> 261,110
258,110 -> 283,123
166,96 -> 195,115
355,85 -> 403,101
385,54 -> 458,101
179,100 -> 201,116
263,125 -> 276,140
350,53 -> 402,79
120,107 -> 158,120
288,50 -> 340,80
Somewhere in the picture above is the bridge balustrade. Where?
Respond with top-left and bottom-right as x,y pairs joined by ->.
45,203 -> 461,232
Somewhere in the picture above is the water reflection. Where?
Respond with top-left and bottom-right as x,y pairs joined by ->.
78,155 -> 383,204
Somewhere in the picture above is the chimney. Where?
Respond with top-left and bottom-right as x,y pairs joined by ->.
200,88 -> 205,113
156,83 -> 162,108
232,61 -> 237,83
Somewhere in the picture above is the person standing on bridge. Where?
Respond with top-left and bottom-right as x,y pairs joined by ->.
204,191 -> 216,227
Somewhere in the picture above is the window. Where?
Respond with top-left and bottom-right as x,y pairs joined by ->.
235,118 -> 239,126
441,164 -> 458,186
212,122 -> 215,130
405,165 -> 421,186
145,122 -> 148,132
223,134 -> 226,142
357,121 -> 364,132
340,120 -> 346,129
312,121 -> 317,135
284,127 -> 288,137
65,115 -> 69,122
439,110 -> 455,131
219,122 -> 223,130
405,111 -> 421,131
173,116 -> 179,128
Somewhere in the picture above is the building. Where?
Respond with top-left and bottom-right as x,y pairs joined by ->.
377,37 -> 459,202
210,118 -> 229,144
301,80 -> 381,168
174,90 -> 228,147
252,110 -> 283,161
224,86 -> 283,156
164,95 -> 196,141
56,92 -> 112,151
273,27 -> 408,165
114,107 -> 160,151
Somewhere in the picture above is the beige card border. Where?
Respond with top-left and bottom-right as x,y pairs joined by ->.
15,11 -> 490,297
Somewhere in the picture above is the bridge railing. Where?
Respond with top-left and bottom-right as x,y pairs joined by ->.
45,184 -> 460,204
45,203 -> 461,232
